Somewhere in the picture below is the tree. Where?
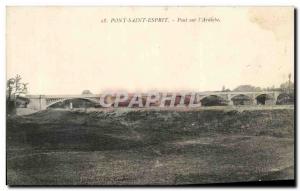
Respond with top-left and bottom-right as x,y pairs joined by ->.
280,81 -> 294,94
7,74 -> 28,101
233,85 -> 261,92
82,90 -> 92,95
222,86 -> 225,91
221,85 -> 231,92
279,73 -> 294,94
6,74 -> 28,114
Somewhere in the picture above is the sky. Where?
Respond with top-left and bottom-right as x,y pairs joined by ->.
6,7 -> 294,95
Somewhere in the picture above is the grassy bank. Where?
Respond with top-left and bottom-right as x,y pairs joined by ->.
7,108 -> 294,185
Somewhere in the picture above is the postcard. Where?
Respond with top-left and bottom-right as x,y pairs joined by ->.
6,7 -> 295,186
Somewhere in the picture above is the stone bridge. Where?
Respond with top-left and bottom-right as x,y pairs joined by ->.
26,94 -> 101,111
25,91 -> 283,111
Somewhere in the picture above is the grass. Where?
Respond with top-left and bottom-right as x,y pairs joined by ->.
6,107 -> 294,185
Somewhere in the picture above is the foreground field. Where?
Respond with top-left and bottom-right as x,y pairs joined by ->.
7,108 -> 294,185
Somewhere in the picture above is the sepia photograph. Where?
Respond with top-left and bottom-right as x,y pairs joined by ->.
5,6 -> 295,186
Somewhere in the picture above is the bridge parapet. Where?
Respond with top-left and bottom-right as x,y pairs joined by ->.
25,91 -> 282,112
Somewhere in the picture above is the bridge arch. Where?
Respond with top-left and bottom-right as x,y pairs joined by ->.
200,95 -> 228,106
255,94 -> 274,105
231,94 -> 253,105
276,93 -> 293,105
47,98 -> 99,109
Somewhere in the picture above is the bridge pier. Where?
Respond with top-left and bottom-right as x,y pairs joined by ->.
26,95 -> 47,111
227,95 -> 234,106
249,95 -> 257,105
228,100 -> 234,106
